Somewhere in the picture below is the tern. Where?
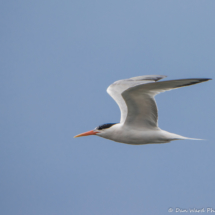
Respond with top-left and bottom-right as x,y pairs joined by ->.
74,75 -> 211,145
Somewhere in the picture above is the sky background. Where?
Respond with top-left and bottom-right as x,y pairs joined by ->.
1,1 -> 215,215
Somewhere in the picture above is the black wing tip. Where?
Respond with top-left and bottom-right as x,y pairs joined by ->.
196,78 -> 212,83
174,78 -> 212,81
154,75 -> 167,81
153,76 -> 211,83
198,78 -> 212,81
176,78 -> 212,88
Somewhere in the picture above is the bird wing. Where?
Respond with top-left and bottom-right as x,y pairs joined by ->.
107,75 -> 167,124
122,78 -> 211,129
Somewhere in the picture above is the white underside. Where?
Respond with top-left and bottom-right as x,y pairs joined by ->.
97,124 -> 196,145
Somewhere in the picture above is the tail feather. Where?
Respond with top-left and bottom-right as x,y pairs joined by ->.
163,131 -> 204,141
185,137 -> 204,141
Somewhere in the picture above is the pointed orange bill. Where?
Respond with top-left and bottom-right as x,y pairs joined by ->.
74,130 -> 98,138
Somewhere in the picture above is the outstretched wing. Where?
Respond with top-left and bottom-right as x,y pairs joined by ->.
122,78 -> 211,129
107,75 -> 167,124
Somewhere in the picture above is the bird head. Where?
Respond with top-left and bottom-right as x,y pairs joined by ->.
74,123 -> 117,138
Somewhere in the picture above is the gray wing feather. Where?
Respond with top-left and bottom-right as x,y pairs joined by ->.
107,75 -> 166,123
122,78 -> 211,129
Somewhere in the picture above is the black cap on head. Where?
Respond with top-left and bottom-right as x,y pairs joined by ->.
96,123 -> 117,130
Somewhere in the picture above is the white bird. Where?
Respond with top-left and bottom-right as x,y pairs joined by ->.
74,75 -> 211,145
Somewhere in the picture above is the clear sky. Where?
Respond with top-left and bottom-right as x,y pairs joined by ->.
1,1 -> 215,215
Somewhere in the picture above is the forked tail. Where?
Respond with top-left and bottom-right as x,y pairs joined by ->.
163,131 -> 204,141
185,137 -> 204,141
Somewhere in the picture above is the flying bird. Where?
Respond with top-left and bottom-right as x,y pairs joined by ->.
74,75 -> 211,145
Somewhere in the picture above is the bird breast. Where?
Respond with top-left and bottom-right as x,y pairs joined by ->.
98,124 -> 165,145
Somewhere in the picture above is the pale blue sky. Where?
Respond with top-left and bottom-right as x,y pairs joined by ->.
1,1 -> 215,215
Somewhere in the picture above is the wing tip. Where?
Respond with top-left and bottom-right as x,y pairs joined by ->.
130,75 -> 167,82
204,78 -> 212,81
194,78 -> 212,84
198,78 -> 212,81
155,75 -> 167,81
175,78 -> 212,88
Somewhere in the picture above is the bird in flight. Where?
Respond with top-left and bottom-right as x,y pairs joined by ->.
74,75 -> 211,145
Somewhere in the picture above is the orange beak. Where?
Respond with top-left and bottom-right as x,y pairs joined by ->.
74,130 -> 98,138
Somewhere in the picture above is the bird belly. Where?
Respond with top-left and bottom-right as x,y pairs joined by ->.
101,128 -> 170,145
